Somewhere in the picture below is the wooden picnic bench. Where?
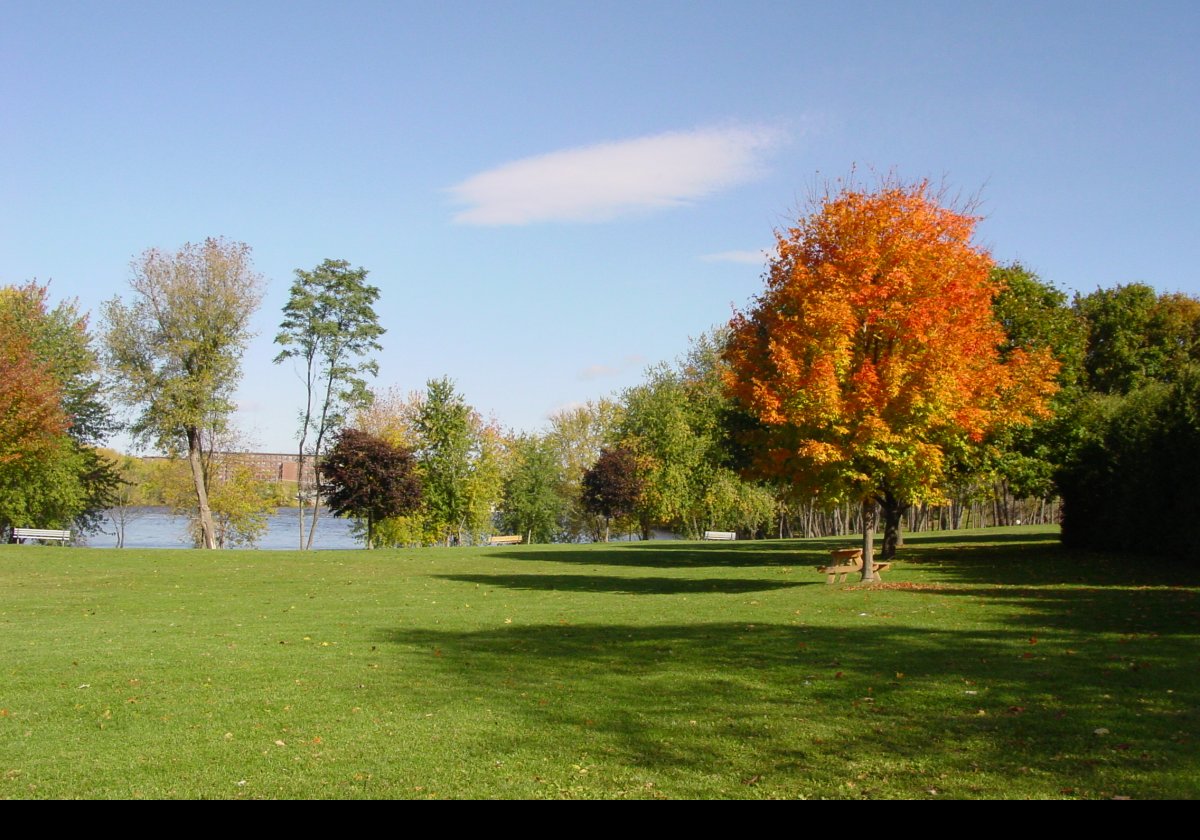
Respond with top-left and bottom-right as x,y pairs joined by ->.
702,530 -> 737,541
12,528 -> 72,545
486,535 -> 523,546
816,548 -> 892,583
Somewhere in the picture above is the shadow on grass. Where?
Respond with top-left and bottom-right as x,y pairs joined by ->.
897,531 -> 1200,589
901,530 -> 1061,547
928,585 -> 1200,637
377,618 -> 1199,798
489,528 -> 1066,572
490,538 -> 863,569
437,573 -> 811,595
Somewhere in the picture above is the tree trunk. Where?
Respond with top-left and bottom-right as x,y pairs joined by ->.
860,498 -> 878,582
879,489 -> 907,560
305,502 -> 321,550
297,452 -> 307,550
187,426 -> 217,549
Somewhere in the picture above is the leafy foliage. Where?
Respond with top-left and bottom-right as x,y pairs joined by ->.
1075,283 -> 1200,394
1057,370 -> 1200,557
150,454 -> 275,548
499,434 -> 566,544
320,428 -> 422,548
412,378 -> 506,545
0,283 -> 119,536
581,446 -> 643,541
725,181 -> 1059,567
545,399 -> 623,540
102,238 -> 263,548
274,258 -> 384,549
0,305 -> 67,468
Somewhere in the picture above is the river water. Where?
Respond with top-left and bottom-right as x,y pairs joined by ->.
84,507 -> 361,550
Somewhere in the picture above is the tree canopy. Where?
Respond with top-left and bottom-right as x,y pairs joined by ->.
725,180 -> 1059,575
581,446 -> 643,542
275,258 -> 384,549
320,428 -> 422,548
0,283 -> 119,537
102,238 -> 263,548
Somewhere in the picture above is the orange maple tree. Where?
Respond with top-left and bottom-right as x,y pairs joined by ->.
725,180 -> 1058,578
0,311 -> 67,468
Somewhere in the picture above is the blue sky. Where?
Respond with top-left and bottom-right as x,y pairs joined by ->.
4,1 -> 1198,452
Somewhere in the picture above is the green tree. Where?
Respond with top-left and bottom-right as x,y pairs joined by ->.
102,238 -> 263,549
275,258 -> 385,550
0,283 -> 120,537
410,378 -> 506,545
617,331 -> 771,539
461,418 -> 508,543
1058,369 -> 1200,557
152,451 -> 274,548
321,428 -> 422,548
1075,283 -> 1200,394
499,433 -> 565,543
546,399 -> 623,540
620,365 -> 711,537
414,378 -> 473,544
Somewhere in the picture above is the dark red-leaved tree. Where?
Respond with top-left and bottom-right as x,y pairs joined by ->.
581,446 -> 643,542
319,428 -> 422,548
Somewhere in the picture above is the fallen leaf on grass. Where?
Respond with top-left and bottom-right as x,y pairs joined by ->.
855,582 -> 952,591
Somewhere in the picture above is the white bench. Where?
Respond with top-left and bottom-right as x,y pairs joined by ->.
486,535 -> 523,546
12,528 -> 72,544
702,530 -> 737,541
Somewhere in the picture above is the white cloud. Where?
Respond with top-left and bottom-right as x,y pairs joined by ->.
580,364 -> 618,380
449,125 -> 784,225
700,249 -> 771,265
578,354 -> 646,381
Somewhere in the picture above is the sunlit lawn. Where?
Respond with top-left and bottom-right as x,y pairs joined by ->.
1,526 -> 1196,799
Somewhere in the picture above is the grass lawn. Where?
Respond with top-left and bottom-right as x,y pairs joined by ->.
1,525 -> 1197,799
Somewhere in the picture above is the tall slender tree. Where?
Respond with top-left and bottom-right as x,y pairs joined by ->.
275,259 -> 384,549
102,238 -> 263,549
